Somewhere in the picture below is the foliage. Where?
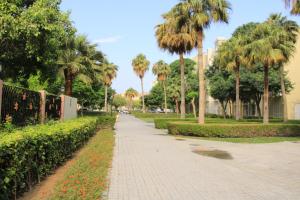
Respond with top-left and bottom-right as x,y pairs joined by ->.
154,118 -> 196,129
49,129 -> 114,200
0,0 -> 75,86
167,122 -> 300,138
0,116 -> 116,199
27,71 -> 49,91
112,95 -> 127,109
144,83 -> 165,109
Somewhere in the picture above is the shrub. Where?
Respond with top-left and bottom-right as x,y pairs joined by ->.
167,122 -> 300,138
154,118 -> 196,129
0,116 -> 116,200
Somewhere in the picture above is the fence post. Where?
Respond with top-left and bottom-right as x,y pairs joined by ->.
0,80 -> 3,121
60,95 -> 65,121
39,90 -> 46,124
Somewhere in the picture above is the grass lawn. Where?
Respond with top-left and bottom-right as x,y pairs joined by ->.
178,135 -> 300,144
140,118 -> 154,123
49,129 -> 115,200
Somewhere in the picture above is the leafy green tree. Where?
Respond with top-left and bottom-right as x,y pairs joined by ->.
132,54 -> 150,113
113,95 -> 127,110
27,71 -> 49,91
152,60 -> 171,113
0,0 -> 75,86
144,83 -> 165,110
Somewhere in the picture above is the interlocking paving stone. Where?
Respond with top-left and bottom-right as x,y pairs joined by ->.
107,114 -> 300,200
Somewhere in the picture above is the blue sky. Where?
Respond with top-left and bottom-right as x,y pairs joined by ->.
60,0 -> 300,94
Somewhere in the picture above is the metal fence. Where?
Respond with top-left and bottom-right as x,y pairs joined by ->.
45,93 -> 61,121
1,84 -> 41,126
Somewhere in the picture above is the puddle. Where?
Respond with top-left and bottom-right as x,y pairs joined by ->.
192,149 -> 233,160
175,138 -> 186,141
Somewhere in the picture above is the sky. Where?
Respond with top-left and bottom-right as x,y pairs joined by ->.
60,0 -> 300,94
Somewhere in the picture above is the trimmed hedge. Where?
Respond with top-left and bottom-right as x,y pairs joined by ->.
0,116 -> 116,200
154,118 -> 196,129
167,122 -> 300,138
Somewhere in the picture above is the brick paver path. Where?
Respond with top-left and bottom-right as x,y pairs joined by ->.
107,114 -> 300,200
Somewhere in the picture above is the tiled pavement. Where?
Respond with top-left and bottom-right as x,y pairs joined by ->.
107,114 -> 300,200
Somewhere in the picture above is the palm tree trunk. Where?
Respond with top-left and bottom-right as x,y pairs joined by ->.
191,97 -> 196,118
197,31 -> 205,124
64,69 -> 73,96
235,66 -> 241,121
280,65 -> 288,122
179,53 -> 186,119
104,85 -> 108,112
175,99 -> 179,115
263,65 -> 269,124
163,81 -> 167,114
141,78 -> 145,113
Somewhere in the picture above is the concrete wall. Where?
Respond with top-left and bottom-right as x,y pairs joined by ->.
61,95 -> 77,121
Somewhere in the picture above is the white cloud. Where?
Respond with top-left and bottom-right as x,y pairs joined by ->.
94,36 -> 122,44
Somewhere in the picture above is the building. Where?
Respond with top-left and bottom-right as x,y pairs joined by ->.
192,36 -> 300,120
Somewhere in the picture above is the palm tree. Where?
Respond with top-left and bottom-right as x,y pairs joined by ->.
284,0 -> 300,15
58,35 -> 104,96
152,60 -> 171,113
245,22 -> 293,124
155,8 -> 197,119
267,14 -> 298,122
216,36 -> 247,121
125,88 -> 138,111
132,54 -> 150,113
177,0 -> 231,124
101,60 -> 118,112
167,80 -> 181,115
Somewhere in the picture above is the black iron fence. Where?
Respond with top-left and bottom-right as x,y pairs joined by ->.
45,93 -> 61,121
0,83 -> 63,126
1,84 -> 41,126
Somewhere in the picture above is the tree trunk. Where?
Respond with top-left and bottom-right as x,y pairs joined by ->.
163,81 -> 168,114
175,99 -> 179,115
220,101 -> 227,119
198,31 -> 206,124
179,53 -> 186,119
280,65 -> 288,122
235,66 -> 241,121
263,65 -> 269,124
64,69 -> 73,96
255,99 -> 262,118
104,85 -> 108,112
141,77 -> 145,113
191,97 -> 196,118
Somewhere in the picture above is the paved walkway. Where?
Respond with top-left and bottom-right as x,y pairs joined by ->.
107,115 -> 300,200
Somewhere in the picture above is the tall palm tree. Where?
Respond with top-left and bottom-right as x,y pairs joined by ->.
125,88 -> 138,111
267,14 -> 298,122
284,0 -> 300,15
132,54 -> 150,113
155,7 -> 197,119
178,0 -> 231,124
152,60 -> 171,113
217,36 -> 247,121
58,35 -> 103,96
101,60 -> 118,112
245,22 -> 293,124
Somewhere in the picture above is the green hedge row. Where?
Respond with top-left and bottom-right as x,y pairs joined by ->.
154,118 -> 196,129
167,122 -> 300,138
0,116 -> 116,200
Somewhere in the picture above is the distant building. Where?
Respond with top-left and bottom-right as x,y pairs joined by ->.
192,36 -> 300,120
